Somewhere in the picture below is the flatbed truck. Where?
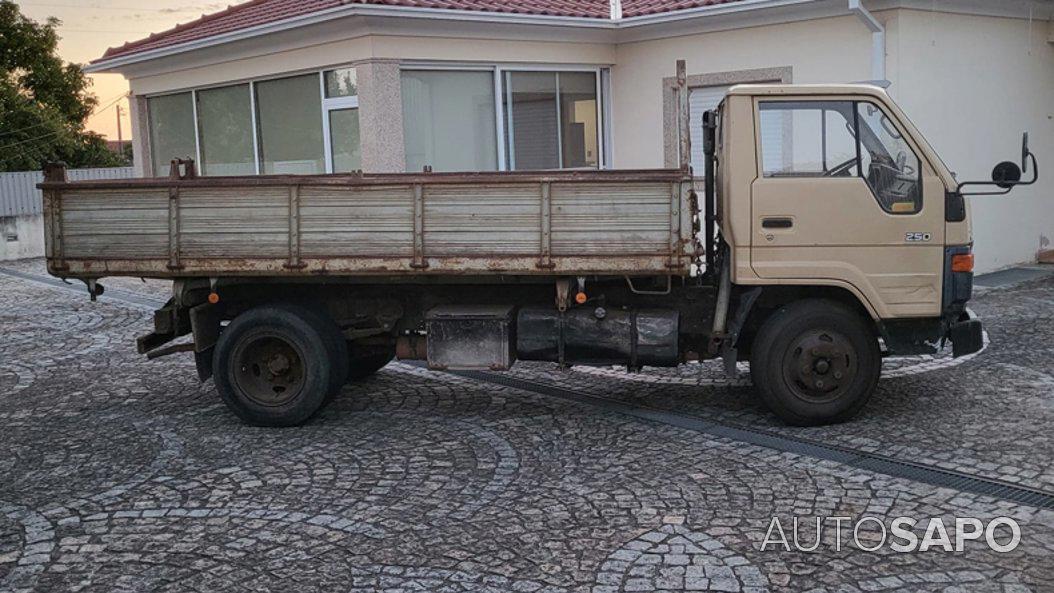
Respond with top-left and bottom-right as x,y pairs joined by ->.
39,63 -> 1037,426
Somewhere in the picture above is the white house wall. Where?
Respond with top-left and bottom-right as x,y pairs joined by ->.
888,9 -> 1054,272
610,14 -> 878,169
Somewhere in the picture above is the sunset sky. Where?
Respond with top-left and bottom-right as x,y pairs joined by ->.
16,0 -> 231,140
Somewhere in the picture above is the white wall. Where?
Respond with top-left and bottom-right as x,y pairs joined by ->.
610,14 -> 876,169
0,215 -> 44,261
888,9 -> 1054,272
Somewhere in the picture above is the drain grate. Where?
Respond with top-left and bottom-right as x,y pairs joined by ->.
454,370 -> 1054,511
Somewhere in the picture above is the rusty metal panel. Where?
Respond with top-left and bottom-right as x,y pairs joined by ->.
299,185 -> 414,258
61,190 -> 169,259
179,187 -> 288,259
423,183 -> 542,257
44,168 -> 699,279
550,182 -> 672,256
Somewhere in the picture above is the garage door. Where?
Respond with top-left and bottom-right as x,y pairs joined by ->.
688,85 -> 729,173
689,83 -> 784,175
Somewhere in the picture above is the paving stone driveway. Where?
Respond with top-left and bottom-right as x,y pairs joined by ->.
1,259 -> 1053,592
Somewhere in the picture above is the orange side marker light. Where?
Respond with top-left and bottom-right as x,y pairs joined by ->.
951,254 -> 974,273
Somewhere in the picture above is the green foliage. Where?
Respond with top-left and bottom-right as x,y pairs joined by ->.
0,0 -> 128,171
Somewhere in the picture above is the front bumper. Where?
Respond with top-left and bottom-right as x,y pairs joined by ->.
949,310 -> 984,358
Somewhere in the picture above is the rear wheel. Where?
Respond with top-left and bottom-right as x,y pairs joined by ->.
214,304 -> 338,427
749,299 -> 880,426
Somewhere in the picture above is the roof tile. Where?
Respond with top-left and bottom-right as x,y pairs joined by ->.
98,0 -> 747,61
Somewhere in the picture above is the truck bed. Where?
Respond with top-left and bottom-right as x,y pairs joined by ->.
40,168 -> 698,280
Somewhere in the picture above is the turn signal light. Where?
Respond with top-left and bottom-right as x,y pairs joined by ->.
208,292 -> 221,304
951,253 -> 975,273
575,292 -> 588,305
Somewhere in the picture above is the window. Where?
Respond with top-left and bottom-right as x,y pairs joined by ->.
503,71 -> 599,170
147,92 -> 196,177
147,68 -> 361,177
323,68 -> 361,173
196,84 -> 255,176
857,102 -> 921,214
328,109 -> 361,172
759,100 -> 922,214
759,101 -> 858,177
324,67 -> 357,98
401,70 -> 498,173
254,74 -> 325,175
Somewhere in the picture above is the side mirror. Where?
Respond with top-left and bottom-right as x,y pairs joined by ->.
992,161 -> 1022,189
958,131 -> 1038,196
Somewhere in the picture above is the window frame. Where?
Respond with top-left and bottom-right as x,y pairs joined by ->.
320,69 -> 360,173
756,98 -> 925,215
146,63 -> 608,176
398,62 -> 608,172
146,65 -> 360,177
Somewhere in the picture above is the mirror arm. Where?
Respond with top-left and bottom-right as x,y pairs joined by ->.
956,151 -> 1039,197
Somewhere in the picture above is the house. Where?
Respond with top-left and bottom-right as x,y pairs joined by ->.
85,0 -> 1054,273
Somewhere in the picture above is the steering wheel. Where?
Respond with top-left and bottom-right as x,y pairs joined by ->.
824,157 -> 857,177
896,151 -> 916,177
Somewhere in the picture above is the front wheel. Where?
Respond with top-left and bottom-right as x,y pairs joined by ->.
749,299 -> 881,426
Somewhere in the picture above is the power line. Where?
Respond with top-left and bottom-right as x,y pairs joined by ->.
0,91 -> 128,139
0,93 -> 130,151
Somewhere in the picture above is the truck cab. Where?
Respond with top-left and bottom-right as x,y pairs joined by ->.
720,84 -> 971,322
702,83 -> 1008,424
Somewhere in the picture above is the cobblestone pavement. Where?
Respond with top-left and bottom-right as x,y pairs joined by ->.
2,259 -> 1053,592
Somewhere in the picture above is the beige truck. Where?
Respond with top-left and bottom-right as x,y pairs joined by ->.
39,65 -> 1037,427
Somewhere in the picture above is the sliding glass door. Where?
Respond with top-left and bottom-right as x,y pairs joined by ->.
502,70 -> 600,171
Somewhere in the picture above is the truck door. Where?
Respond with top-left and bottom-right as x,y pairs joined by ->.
749,98 -> 946,318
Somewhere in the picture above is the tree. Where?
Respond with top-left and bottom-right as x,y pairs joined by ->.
0,0 -> 127,171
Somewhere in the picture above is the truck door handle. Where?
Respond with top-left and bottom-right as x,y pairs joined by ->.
762,218 -> 793,229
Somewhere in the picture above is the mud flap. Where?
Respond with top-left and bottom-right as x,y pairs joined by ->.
949,314 -> 984,358
195,347 -> 214,382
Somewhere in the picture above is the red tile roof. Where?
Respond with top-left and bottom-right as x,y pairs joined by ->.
98,0 -> 748,62
622,0 -> 748,17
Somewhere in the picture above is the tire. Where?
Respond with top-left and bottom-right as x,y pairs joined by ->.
301,307 -> 349,397
749,299 -> 881,426
213,304 -> 339,427
346,345 -> 395,382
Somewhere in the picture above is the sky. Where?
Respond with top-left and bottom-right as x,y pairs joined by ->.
15,0 -> 231,140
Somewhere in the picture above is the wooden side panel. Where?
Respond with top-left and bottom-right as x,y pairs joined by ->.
423,184 -> 541,257
46,174 -> 698,278
299,185 -> 414,258
551,182 -> 672,256
61,190 -> 169,259
179,188 -> 289,259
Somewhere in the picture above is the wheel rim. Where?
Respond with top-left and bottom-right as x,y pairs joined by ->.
230,332 -> 307,407
781,328 -> 857,404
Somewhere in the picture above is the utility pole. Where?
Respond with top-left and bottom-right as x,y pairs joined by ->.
116,103 -> 124,149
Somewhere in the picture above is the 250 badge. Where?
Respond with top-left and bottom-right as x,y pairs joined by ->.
905,232 -> 933,243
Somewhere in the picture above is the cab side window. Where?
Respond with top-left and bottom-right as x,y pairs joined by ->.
759,101 -> 858,178
758,100 -> 923,215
